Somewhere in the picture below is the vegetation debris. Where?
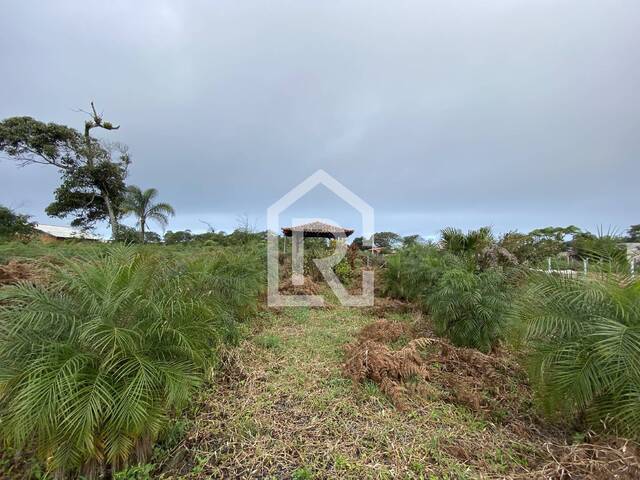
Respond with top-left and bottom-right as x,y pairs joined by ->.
0,259 -> 49,285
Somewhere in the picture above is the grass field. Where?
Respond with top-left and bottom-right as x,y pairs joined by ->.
156,298 -> 637,479
1,243 -> 639,479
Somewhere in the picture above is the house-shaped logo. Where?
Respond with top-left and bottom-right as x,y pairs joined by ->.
267,170 -> 375,307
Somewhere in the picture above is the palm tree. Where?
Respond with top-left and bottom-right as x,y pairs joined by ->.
122,186 -> 175,243
440,226 -> 493,255
0,246 -> 266,477
512,272 -> 640,438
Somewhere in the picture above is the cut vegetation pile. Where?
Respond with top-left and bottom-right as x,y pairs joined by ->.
0,259 -> 50,285
344,319 -> 530,418
343,336 -> 430,409
343,319 -> 640,478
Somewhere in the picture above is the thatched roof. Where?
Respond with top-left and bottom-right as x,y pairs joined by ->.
282,221 -> 354,238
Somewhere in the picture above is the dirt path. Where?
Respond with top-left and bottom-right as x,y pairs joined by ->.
159,304 -> 566,479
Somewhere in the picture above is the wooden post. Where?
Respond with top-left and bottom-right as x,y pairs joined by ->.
292,232 -> 304,285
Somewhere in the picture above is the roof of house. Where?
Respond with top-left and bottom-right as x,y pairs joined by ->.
35,224 -> 103,241
282,221 -> 354,238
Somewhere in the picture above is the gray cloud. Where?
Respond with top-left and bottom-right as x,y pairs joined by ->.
1,0 -> 639,238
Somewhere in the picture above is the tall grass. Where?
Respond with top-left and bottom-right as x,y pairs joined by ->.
0,246 -> 264,477
383,244 -> 456,303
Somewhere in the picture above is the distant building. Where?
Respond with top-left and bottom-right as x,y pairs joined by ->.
34,224 -> 103,243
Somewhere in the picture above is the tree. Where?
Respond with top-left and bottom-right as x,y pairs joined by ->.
113,224 -> 141,244
144,231 -> 162,243
373,231 -> 403,251
0,104 -> 129,238
627,225 -> 640,243
113,225 -> 161,244
402,234 -> 425,247
527,225 -> 581,259
164,230 -> 193,245
499,231 -> 537,263
121,186 -> 175,243
0,205 -> 35,239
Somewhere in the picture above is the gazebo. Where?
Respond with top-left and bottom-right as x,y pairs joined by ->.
281,221 -> 354,239
281,221 -> 354,283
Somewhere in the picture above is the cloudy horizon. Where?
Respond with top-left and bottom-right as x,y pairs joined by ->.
1,1 -> 638,240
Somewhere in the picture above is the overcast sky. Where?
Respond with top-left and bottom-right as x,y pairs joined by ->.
1,1 -> 638,239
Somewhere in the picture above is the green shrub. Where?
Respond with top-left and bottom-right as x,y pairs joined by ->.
383,244 -> 457,304
0,246 -> 263,477
429,268 -> 511,352
0,205 -> 35,240
334,259 -> 353,284
182,245 -> 265,344
114,463 -> 154,480
511,273 -> 640,438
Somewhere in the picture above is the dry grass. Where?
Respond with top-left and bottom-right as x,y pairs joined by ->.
0,258 -> 51,286
278,276 -> 322,296
355,318 -> 411,344
343,337 -> 430,410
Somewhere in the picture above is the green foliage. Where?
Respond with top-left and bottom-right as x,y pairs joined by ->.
627,224 -> 640,242
334,259 -> 353,284
163,229 -> 266,247
114,225 -> 163,244
383,244 -> 457,303
440,226 -> 493,256
0,116 -> 82,164
114,463 -> 154,480
181,244 -> 265,345
144,231 -> 162,243
0,205 -> 35,239
292,466 -> 314,479
511,273 -> 640,438
0,115 -> 130,236
373,231 -> 403,252
429,268 -> 511,352
527,225 -> 581,259
0,246 -> 264,477
45,159 -> 128,229
0,240 -> 104,264
384,239 -> 512,351
350,236 -> 365,250
301,239 -> 331,281
498,231 -> 538,264
572,231 -> 627,267
114,224 -> 141,244
255,333 -> 283,350
164,230 -> 194,244
402,234 -> 425,247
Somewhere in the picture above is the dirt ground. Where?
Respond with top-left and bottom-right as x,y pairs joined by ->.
158,298 -> 640,479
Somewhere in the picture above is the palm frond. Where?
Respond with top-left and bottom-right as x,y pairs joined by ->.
511,273 -> 640,438
0,245 -> 265,477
